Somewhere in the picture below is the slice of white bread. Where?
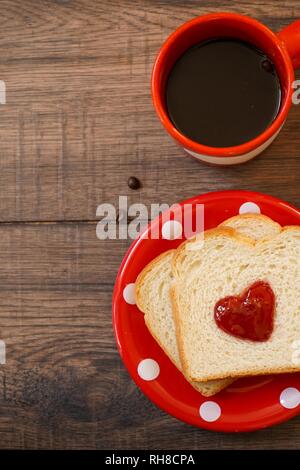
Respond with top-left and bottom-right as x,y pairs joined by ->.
172,225 -> 300,382
136,214 -> 281,395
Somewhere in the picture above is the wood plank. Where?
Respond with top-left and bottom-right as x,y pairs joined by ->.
0,0 -> 300,221
0,221 -> 120,448
0,222 -> 123,364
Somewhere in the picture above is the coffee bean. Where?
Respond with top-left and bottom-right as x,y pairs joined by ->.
127,176 -> 141,190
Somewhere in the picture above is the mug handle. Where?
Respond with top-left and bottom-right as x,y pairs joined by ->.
278,20 -> 300,69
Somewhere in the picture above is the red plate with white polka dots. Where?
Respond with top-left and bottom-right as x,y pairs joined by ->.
113,190 -> 300,432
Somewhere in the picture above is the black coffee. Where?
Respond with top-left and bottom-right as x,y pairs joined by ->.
166,39 -> 281,147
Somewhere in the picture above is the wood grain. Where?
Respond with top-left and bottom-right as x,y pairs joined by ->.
0,0 -> 300,449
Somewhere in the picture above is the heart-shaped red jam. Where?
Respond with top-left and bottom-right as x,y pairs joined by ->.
214,281 -> 275,342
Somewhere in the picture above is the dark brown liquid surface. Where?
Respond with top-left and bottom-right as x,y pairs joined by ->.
166,39 -> 281,147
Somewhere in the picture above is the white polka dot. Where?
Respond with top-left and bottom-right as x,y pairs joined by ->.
199,401 -> 221,422
162,220 -> 183,240
123,283 -> 136,305
138,359 -> 160,381
279,387 -> 300,409
239,202 -> 261,214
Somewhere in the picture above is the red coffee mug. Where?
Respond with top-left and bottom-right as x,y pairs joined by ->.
151,13 -> 300,165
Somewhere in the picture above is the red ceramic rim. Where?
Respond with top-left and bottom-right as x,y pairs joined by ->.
113,190 -> 300,432
151,13 -> 294,158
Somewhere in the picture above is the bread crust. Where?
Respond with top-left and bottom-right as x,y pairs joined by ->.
220,213 -> 281,231
189,366 -> 300,382
170,284 -> 190,380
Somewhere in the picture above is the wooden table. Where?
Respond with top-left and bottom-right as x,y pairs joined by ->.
0,0 -> 300,450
